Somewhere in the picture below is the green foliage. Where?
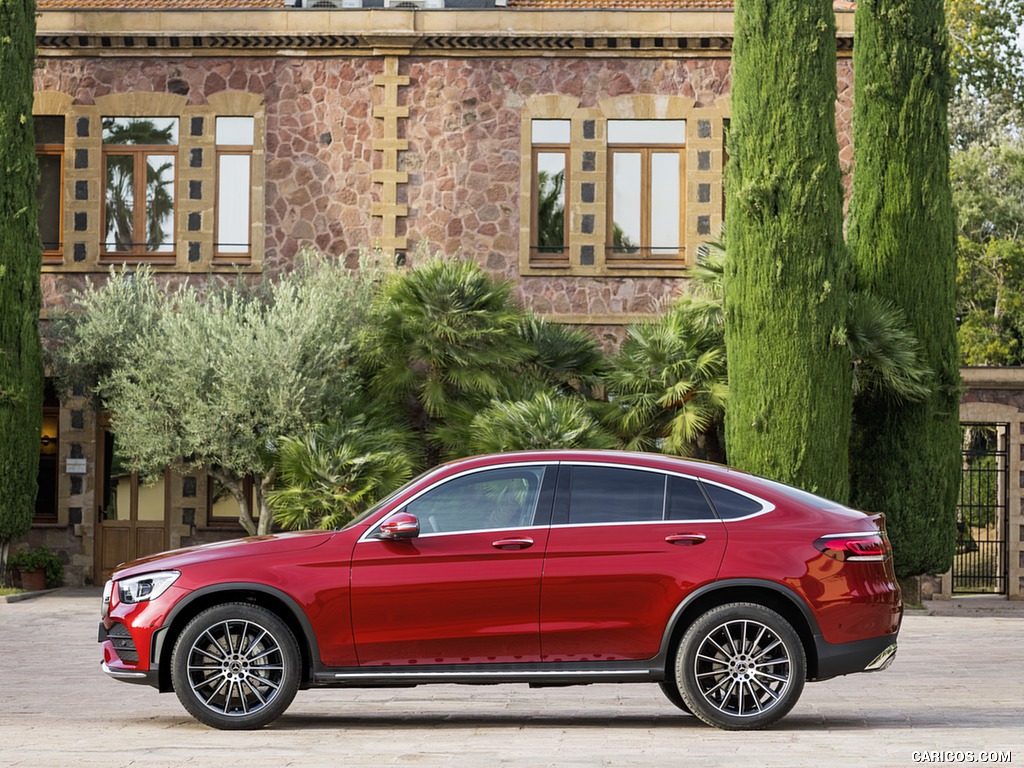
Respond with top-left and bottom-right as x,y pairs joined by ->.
946,0 -> 1024,121
362,257 -> 534,459
0,0 -> 44,564
47,254 -> 380,535
517,314 -> 606,397
603,299 -> 727,459
7,546 -> 63,588
723,0 -> 852,500
269,415 -> 418,531
952,133 -> 1024,365
849,0 -> 960,578
847,292 -> 932,403
468,391 -> 616,454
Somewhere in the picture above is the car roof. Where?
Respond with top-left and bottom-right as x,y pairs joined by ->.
438,449 -> 747,482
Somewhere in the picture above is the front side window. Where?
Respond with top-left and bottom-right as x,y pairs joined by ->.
607,120 -> 685,265
215,117 -> 254,261
35,116 -> 64,263
102,117 -> 178,259
530,120 -> 570,266
406,467 -> 546,534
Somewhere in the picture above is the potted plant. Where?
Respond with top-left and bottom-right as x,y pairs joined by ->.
7,547 -> 64,591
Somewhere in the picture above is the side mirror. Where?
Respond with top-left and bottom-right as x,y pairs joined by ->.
379,512 -> 420,541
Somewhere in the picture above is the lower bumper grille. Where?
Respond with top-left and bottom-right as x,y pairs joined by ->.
106,622 -> 139,664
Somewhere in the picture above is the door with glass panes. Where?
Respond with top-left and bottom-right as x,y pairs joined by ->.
95,428 -> 169,582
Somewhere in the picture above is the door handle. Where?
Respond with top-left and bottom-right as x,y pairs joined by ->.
492,537 -> 534,551
665,533 -> 707,546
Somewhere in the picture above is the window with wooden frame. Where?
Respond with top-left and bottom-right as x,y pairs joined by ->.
214,117 -> 255,262
530,119 -> 570,267
207,474 -> 257,529
606,120 -> 685,266
101,116 -> 178,261
34,116 -> 65,264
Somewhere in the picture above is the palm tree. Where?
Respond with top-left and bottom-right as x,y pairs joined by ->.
603,299 -> 728,459
517,313 -> 606,397
468,391 -> 616,454
268,415 -> 417,530
362,257 -> 533,461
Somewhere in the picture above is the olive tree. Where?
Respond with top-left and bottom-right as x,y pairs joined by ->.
48,255 -> 380,535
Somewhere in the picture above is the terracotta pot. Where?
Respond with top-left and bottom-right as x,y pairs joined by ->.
19,568 -> 47,592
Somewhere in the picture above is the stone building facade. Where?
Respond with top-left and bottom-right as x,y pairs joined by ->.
24,1 -> 858,585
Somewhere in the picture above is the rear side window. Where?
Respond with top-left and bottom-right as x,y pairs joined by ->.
666,476 -> 716,520
568,466 -> 664,523
701,482 -> 765,520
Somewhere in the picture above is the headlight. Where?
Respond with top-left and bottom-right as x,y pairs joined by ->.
116,571 -> 180,604
101,579 -> 112,617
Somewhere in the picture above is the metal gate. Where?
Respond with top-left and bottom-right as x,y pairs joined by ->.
955,424 -> 1009,594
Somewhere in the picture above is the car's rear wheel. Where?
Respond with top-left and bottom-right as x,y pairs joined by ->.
171,602 -> 300,730
676,602 -> 805,730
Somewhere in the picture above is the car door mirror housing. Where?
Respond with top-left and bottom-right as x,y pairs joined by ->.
379,512 -> 420,540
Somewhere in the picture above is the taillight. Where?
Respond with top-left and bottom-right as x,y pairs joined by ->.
814,532 -> 891,562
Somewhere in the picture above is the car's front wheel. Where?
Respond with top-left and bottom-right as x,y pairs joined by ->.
170,602 -> 301,730
675,602 -> 805,730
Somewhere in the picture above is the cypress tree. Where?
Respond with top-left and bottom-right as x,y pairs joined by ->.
723,0 -> 852,501
0,0 -> 44,572
848,0 -> 960,582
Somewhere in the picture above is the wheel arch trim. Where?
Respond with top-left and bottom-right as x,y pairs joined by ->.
659,579 -> 822,665
152,582 -> 321,687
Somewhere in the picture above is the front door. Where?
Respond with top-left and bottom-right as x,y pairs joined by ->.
350,464 -> 554,666
95,430 -> 169,582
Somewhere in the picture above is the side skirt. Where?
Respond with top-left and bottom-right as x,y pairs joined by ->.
311,661 -> 665,688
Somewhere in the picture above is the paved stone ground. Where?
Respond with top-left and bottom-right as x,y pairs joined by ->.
1,589 -> 1022,768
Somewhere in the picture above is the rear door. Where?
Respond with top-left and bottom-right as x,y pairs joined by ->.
539,463 -> 727,661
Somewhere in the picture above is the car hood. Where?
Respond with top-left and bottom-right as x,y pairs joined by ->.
112,530 -> 337,579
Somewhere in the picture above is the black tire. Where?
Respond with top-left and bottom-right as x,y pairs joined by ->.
658,679 -> 692,714
171,602 -> 301,730
675,602 -> 805,730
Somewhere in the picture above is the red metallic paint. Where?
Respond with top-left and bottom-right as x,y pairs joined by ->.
100,450 -> 901,699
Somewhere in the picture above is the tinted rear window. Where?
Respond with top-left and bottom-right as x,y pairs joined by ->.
701,482 -> 765,519
749,476 -> 852,511
568,466 -> 665,524
667,476 -> 716,520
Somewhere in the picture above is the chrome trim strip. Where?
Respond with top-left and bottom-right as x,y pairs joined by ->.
357,461 -> 551,544
101,662 -> 148,679
333,669 -> 651,680
865,643 -> 898,671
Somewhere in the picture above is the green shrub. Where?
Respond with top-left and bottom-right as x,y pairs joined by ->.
8,546 -> 64,588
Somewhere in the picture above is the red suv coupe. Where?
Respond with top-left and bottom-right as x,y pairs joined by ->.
99,450 -> 901,731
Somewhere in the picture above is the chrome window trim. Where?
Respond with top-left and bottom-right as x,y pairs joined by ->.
357,458 -> 776,543
357,461 -> 552,544
555,460 -> 775,524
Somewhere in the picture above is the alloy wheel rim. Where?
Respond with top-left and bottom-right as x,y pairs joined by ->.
692,618 -> 792,718
186,619 -> 285,717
